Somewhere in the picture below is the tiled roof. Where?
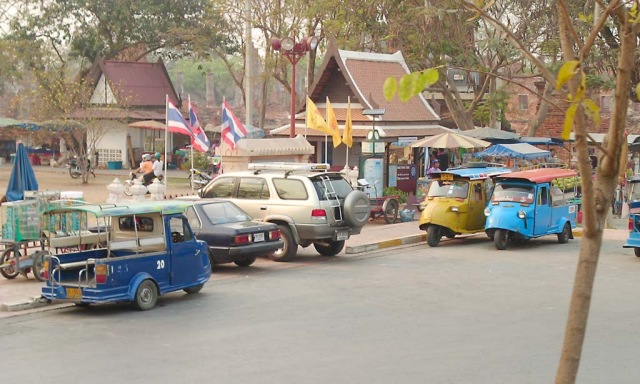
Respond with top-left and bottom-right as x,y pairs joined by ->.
87,58 -> 180,107
68,108 -> 166,120
339,50 -> 439,121
228,135 -> 314,156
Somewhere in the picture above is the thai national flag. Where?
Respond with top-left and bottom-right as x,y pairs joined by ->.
221,100 -> 247,150
167,101 -> 195,138
188,102 -> 211,153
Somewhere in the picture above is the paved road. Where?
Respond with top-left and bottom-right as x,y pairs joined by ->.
1,236 -> 639,384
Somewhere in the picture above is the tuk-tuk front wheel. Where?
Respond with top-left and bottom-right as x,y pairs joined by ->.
426,226 -> 442,247
635,248 -> 640,257
494,229 -> 508,250
134,280 -> 158,311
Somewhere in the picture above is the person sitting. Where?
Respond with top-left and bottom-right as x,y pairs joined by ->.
152,152 -> 164,182
133,154 -> 154,185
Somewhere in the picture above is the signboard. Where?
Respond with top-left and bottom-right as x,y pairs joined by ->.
396,164 -> 417,194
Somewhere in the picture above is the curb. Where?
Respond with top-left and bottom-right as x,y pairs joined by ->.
346,233 -> 427,254
0,296 -> 49,313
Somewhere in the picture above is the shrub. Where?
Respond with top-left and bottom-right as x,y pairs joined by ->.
383,187 -> 407,204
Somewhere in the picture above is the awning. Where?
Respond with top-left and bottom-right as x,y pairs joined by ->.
128,120 -> 166,130
473,143 -> 551,159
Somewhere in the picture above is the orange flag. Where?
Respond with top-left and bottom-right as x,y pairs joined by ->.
342,98 -> 353,148
325,97 -> 342,148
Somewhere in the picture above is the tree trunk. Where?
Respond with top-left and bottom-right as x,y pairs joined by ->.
526,81 -> 554,136
555,6 -> 635,383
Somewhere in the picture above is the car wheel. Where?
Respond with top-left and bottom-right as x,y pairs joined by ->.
268,225 -> 297,262
383,199 -> 399,224
184,284 -> 204,294
494,229 -> 508,250
426,225 -> 441,247
314,240 -> 345,256
134,279 -> 158,311
558,223 -> 571,244
234,257 -> 257,267
635,248 -> 640,257
343,190 -> 371,228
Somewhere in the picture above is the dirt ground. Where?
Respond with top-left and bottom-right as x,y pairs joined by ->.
0,163 -> 196,203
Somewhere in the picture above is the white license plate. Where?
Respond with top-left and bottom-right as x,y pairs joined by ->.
336,231 -> 349,241
254,233 -> 265,242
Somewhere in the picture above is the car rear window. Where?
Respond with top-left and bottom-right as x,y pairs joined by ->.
310,175 -> 353,200
272,178 -> 308,200
200,201 -> 252,224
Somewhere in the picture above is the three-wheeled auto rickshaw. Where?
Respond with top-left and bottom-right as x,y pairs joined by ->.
484,168 -> 579,250
40,201 -> 212,310
623,176 -> 640,256
418,164 -> 512,247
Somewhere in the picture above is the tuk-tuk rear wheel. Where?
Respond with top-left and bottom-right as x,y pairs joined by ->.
558,223 -> 571,244
134,280 -> 158,311
426,226 -> 441,247
634,248 -> 640,257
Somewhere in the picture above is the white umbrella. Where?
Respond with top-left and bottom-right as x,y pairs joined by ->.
410,132 -> 491,149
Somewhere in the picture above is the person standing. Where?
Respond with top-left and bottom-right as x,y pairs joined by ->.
427,159 -> 440,178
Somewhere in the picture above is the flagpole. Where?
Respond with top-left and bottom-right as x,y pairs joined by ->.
345,96 -> 350,168
189,95 -> 194,180
220,96 -> 225,174
164,94 -> 169,191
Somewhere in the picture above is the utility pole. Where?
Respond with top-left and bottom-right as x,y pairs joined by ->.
244,0 -> 254,127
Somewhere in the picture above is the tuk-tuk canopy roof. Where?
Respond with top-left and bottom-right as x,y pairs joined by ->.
438,166 -> 512,180
44,201 -> 194,218
497,168 -> 578,184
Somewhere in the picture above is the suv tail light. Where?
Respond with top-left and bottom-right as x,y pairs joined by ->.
311,209 -> 327,220
95,264 -> 109,284
269,230 -> 281,240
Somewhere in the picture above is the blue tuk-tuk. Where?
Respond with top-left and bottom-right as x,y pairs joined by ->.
484,168 -> 579,250
623,177 -> 640,256
41,201 -> 212,310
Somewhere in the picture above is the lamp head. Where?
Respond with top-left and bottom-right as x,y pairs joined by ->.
271,37 -> 282,51
306,36 -> 319,50
281,37 -> 295,51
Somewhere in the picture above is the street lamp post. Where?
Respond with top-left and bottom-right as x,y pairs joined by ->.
363,109 -> 386,156
271,34 -> 319,138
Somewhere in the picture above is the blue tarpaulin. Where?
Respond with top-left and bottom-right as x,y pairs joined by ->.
473,143 -> 551,160
6,143 -> 39,201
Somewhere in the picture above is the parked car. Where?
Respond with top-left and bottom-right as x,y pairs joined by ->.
198,162 -> 371,261
484,168 -> 580,250
184,200 -> 282,267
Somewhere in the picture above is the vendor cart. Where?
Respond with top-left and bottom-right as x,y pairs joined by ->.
0,240 -> 48,281
368,194 -> 400,224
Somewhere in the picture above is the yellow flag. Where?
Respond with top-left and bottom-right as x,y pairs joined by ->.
306,97 -> 330,135
326,98 -> 342,148
342,98 -> 353,148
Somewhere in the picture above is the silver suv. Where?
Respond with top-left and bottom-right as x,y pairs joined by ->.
198,163 -> 370,261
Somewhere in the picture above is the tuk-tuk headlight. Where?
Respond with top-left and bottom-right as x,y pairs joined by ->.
518,210 -> 526,219
451,206 -> 459,212
484,208 -> 491,216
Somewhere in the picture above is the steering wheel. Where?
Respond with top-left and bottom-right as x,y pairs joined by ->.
171,231 -> 184,243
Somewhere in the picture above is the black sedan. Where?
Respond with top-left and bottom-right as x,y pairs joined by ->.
185,200 -> 281,267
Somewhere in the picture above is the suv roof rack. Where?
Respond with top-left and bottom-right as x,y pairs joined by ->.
248,162 -> 330,174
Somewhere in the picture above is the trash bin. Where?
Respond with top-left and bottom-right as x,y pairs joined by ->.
107,161 -> 123,170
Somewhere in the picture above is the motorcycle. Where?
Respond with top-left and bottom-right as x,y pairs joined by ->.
124,172 -> 163,196
189,168 -> 213,190
68,156 -> 95,179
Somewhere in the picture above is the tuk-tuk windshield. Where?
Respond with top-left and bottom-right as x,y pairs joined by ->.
428,180 -> 469,199
492,183 -> 535,204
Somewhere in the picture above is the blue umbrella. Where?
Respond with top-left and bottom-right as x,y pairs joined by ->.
6,143 -> 39,201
